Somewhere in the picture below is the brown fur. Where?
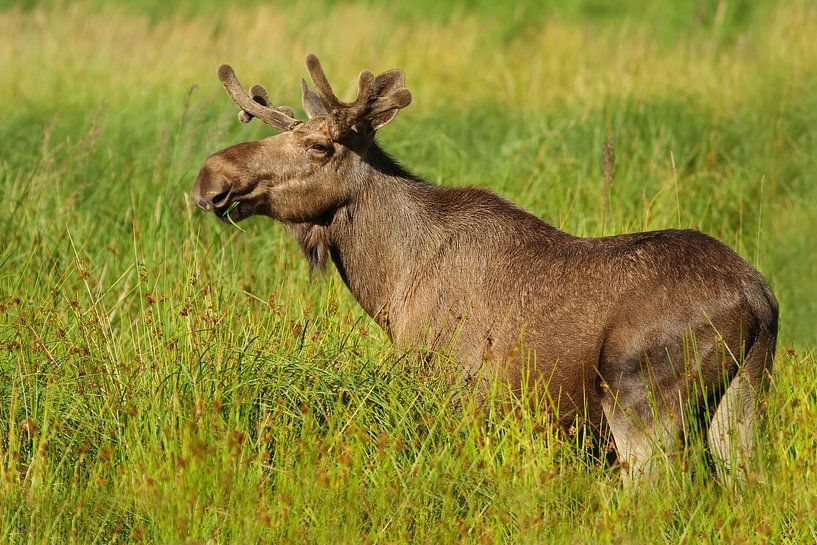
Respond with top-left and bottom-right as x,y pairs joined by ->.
193,56 -> 778,481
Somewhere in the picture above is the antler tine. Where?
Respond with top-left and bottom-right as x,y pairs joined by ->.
368,88 -> 412,117
304,54 -> 412,139
249,84 -> 296,118
249,84 -> 269,104
305,53 -> 377,109
236,84 -> 271,123
218,65 -> 301,131
351,70 -> 376,108
304,53 -> 344,109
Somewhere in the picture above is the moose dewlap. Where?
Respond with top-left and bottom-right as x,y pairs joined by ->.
192,54 -> 778,482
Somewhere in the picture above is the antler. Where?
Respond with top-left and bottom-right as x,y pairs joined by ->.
304,53 -> 412,139
218,65 -> 302,131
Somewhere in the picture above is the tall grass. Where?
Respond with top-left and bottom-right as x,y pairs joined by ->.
1,1 -> 816,543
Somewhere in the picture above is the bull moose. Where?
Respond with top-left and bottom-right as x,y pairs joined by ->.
192,54 -> 778,481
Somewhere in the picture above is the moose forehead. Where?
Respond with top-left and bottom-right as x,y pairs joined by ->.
294,117 -> 331,134
214,119 -> 334,156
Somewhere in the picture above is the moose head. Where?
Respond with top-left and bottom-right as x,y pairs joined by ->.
192,54 -> 412,226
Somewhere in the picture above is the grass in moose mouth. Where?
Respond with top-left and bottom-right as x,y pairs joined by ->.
222,200 -> 245,232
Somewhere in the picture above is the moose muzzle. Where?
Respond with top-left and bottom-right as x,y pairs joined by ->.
192,165 -> 232,212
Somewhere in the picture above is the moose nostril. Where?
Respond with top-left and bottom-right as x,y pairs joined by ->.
210,189 -> 231,207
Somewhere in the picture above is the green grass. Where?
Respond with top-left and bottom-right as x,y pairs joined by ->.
1,0 -> 817,543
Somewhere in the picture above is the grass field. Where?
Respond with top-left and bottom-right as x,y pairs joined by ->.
1,0 -> 817,543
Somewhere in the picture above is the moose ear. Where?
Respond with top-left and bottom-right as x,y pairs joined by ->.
301,79 -> 328,119
368,107 -> 400,131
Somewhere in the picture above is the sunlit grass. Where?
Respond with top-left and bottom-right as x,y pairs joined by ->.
1,0 -> 816,543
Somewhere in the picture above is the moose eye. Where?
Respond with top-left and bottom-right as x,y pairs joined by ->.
307,143 -> 331,156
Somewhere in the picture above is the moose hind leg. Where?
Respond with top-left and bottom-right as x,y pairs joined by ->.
708,369 -> 755,486
599,344 -> 689,484
601,388 -> 682,484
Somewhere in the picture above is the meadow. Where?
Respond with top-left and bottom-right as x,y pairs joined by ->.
1,0 -> 816,542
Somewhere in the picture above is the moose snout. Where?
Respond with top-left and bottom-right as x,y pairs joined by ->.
192,168 -> 232,211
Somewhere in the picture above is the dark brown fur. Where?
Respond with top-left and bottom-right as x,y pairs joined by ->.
193,56 -> 778,482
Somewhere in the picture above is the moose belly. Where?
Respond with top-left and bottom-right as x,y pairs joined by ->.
389,291 -> 607,430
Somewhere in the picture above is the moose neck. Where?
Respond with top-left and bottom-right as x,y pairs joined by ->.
326,143 -> 436,330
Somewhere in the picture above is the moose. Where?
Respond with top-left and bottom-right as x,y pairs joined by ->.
193,54 -> 778,481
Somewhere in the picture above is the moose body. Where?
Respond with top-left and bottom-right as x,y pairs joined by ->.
193,55 -> 778,480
